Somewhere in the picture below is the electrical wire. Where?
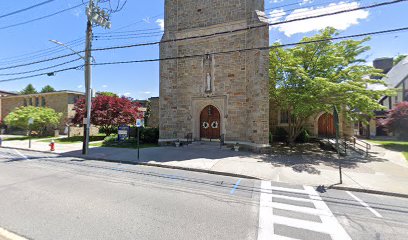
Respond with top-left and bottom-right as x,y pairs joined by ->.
1,26 -> 407,83
0,58 -> 82,76
0,2 -> 87,30
0,0 -> 404,71
0,0 -> 56,19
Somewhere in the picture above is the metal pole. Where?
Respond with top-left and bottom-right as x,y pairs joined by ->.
29,129 -> 32,149
82,0 -> 93,155
137,127 -> 140,160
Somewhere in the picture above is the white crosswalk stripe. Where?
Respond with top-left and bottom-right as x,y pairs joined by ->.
257,181 -> 352,240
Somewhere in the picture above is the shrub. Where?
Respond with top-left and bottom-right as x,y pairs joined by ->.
295,129 -> 310,143
274,127 -> 288,142
140,127 -> 159,144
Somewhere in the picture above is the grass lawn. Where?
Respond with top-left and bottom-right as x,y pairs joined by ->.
39,135 -> 106,144
368,140 -> 408,161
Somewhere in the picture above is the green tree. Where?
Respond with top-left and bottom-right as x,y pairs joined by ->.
97,91 -> 118,97
394,54 -> 407,65
20,84 -> 37,95
269,27 -> 394,144
40,85 -> 56,93
4,106 -> 62,136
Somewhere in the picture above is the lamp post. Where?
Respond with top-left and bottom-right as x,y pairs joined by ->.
49,0 -> 110,155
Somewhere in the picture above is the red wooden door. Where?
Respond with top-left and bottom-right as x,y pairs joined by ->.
318,113 -> 336,137
200,105 -> 221,140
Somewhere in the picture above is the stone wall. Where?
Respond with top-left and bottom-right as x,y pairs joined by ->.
269,100 -> 355,139
148,97 -> 160,128
160,0 -> 269,147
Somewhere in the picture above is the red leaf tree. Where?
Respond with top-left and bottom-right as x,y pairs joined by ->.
72,95 -> 142,136
380,101 -> 408,139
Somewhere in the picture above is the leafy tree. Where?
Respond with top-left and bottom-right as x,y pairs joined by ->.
72,95 -> 142,136
4,106 -> 62,136
380,102 -> 408,139
97,91 -> 118,97
394,54 -> 407,65
269,27 -> 394,144
20,84 -> 37,95
41,85 -> 56,93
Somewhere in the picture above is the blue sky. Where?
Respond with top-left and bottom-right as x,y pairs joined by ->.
0,0 -> 407,99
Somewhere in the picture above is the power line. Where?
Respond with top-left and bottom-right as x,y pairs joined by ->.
0,58 -> 82,76
0,0 -> 404,71
1,26 -> 407,83
0,37 -> 84,63
0,40 -> 85,66
0,0 -> 56,19
0,2 -> 87,30
91,27 -> 408,66
91,0 -> 407,52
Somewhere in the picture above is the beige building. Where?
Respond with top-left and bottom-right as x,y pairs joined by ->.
1,90 -> 84,133
159,0 -> 270,149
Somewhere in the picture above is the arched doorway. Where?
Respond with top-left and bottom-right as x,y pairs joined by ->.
318,113 -> 336,137
200,105 -> 221,140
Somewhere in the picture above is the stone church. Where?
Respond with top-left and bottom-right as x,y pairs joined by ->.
159,0 -> 270,149
158,0 -> 354,149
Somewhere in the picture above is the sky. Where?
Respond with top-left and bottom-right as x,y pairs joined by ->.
0,0 -> 407,99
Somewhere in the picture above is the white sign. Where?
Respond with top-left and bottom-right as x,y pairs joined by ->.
118,130 -> 128,135
136,119 -> 142,128
28,118 -> 34,125
83,118 -> 88,124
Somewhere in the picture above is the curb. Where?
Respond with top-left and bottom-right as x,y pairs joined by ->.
329,185 -> 408,199
3,146 -> 408,198
0,227 -> 29,240
0,146 -> 259,180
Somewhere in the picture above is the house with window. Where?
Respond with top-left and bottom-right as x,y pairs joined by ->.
0,90 -> 84,134
367,56 -> 408,137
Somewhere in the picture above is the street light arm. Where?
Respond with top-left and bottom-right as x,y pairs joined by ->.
49,39 -> 86,61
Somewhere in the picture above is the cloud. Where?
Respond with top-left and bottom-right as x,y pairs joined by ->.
77,85 -> 83,89
270,1 -> 369,37
156,19 -> 164,31
123,92 -> 131,97
102,85 -> 108,88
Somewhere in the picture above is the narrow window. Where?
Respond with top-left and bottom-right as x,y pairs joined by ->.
29,98 -> 33,106
35,97 -> 39,107
41,97 -> 46,107
280,110 -> 289,124
23,99 -> 27,106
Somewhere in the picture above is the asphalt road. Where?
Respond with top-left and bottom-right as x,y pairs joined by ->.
0,148 -> 407,240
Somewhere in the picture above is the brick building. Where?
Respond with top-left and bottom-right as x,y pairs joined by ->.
1,90 -> 84,134
159,0 -> 270,149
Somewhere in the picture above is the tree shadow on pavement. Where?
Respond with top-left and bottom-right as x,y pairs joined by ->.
257,143 -> 389,174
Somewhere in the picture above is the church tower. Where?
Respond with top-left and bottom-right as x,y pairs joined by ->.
159,0 -> 270,149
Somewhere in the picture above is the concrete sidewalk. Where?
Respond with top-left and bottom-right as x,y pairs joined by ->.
2,139 -> 408,196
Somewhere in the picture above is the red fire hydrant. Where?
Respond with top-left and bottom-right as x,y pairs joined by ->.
49,140 -> 55,151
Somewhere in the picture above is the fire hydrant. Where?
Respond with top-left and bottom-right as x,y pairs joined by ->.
49,140 -> 55,151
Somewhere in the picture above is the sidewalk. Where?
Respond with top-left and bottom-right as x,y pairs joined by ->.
2,139 -> 408,196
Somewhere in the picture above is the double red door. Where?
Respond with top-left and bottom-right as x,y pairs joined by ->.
200,105 -> 220,139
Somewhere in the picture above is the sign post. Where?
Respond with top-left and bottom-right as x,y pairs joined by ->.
333,106 -> 342,184
28,118 -> 34,149
136,119 -> 142,160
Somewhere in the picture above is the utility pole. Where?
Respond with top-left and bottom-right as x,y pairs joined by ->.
82,0 -> 93,155
82,0 -> 111,155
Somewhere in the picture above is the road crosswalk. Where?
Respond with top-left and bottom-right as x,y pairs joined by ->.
257,181 -> 352,240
